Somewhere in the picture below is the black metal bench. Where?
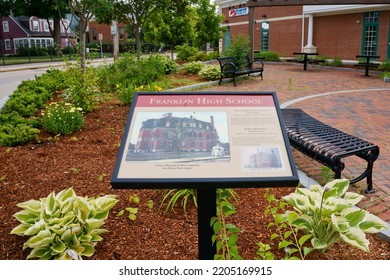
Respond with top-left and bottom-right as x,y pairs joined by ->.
217,55 -> 264,86
281,108 -> 379,193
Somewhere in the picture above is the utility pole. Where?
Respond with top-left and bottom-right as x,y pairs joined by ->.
112,20 -> 119,61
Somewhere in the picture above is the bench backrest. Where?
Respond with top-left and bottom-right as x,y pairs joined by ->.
217,56 -> 251,71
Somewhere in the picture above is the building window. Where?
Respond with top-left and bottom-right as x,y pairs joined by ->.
92,28 -> 97,40
261,22 -> 269,51
33,20 -> 39,31
44,22 -> 49,31
362,12 -> 380,56
5,39 -> 11,50
119,27 -> 125,39
2,21 -> 9,32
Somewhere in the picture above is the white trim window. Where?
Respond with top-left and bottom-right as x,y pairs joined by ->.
5,39 -> 11,50
3,21 -> 9,32
32,20 -> 39,31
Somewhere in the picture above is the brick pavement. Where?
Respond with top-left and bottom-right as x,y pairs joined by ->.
204,63 -> 390,224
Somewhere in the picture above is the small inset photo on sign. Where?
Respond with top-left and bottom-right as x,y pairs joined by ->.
240,146 -> 283,171
126,111 -> 230,163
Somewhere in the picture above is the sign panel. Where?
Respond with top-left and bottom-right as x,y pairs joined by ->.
111,92 -> 299,189
229,7 -> 249,17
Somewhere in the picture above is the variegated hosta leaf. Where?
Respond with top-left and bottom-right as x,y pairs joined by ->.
359,212 -> 388,233
10,223 -> 31,236
340,208 -> 366,227
93,195 -> 118,212
311,238 -> 328,250
16,199 -> 42,213
86,218 -> 104,230
23,219 -> 46,236
331,214 -> 350,233
24,229 -> 54,249
292,215 -> 314,232
343,191 -> 364,206
56,188 -> 76,203
13,209 -> 40,224
339,227 -> 369,252
282,193 -> 311,213
27,247 -> 52,260
323,178 -> 349,199
298,187 -> 323,202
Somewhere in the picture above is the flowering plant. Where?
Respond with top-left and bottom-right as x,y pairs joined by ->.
41,102 -> 84,135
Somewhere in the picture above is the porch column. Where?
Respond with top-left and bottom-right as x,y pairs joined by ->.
303,14 -> 317,53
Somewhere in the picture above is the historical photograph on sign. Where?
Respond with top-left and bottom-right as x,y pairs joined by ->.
240,146 -> 283,171
126,111 -> 230,163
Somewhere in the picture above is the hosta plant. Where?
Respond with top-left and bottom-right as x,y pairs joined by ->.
282,179 -> 388,252
10,188 -> 118,260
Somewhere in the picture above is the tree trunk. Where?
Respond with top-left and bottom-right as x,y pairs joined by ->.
135,21 -> 141,56
53,18 -> 61,56
112,20 -> 119,61
79,16 -> 86,72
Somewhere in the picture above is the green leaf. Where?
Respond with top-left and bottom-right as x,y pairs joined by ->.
116,210 -> 124,217
228,234 -> 238,246
126,207 -> 138,214
298,234 -> 312,246
86,218 -> 104,229
339,227 -> 369,252
16,199 -> 42,213
270,233 -> 279,240
24,220 -> 46,236
303,247 -> 313,257
128,213 -> 137,220
359,212 -> 388,233
13,210 -> 39,224
278,240 -> 292,249
80,243 -> 95,257
10,223 -> 31,236
51,239 -> 67,254
311,238 -> 328,249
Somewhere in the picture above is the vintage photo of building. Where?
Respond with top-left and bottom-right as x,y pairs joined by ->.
126,112 -> 230,162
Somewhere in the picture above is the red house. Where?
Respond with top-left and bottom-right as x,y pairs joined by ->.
0,15 -> 74,55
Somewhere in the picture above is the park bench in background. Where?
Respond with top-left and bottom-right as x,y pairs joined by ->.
217,55 -> 264,86
281,108 -> 379,194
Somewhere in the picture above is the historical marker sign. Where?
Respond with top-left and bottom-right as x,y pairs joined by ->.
111,92 -> 299,189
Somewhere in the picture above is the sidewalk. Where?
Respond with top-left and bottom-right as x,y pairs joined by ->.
203,63 -> 390,227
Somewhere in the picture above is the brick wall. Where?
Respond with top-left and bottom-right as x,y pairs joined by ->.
221,6 -> 390,61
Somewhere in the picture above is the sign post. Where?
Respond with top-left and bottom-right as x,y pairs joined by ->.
111,92 -> 299,259
98,33 -> 103,58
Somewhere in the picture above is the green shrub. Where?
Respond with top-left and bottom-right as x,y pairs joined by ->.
10,188 -> 118,260
3,86 -> 51,118
329,58 -> 342,67
378,60 -> 390,72
176,43 -> 199,62
255,51 -> 280,62
117,84 -> 136,106
0,123 -> 40,146
222,34 -> 250,69
41,102 -> 84,135
183,61 -> 205,74
199,65 -> 221,80
62,64 -> 101,113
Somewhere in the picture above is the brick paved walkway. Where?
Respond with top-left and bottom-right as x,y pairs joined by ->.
204,63 -> 390,224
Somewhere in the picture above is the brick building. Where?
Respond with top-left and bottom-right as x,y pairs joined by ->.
134,113 -> 220,153
87,21 -> 128,44
216,1 -> 390,61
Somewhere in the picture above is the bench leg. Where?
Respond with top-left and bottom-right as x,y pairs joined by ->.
233,75 -> 236,86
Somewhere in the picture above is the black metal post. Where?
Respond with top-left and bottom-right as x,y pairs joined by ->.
197,188 -> 216,260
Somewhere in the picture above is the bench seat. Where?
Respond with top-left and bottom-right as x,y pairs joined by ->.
281,108 -> 379,193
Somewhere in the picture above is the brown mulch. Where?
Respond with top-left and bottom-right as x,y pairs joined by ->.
1,80 -> 389,260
